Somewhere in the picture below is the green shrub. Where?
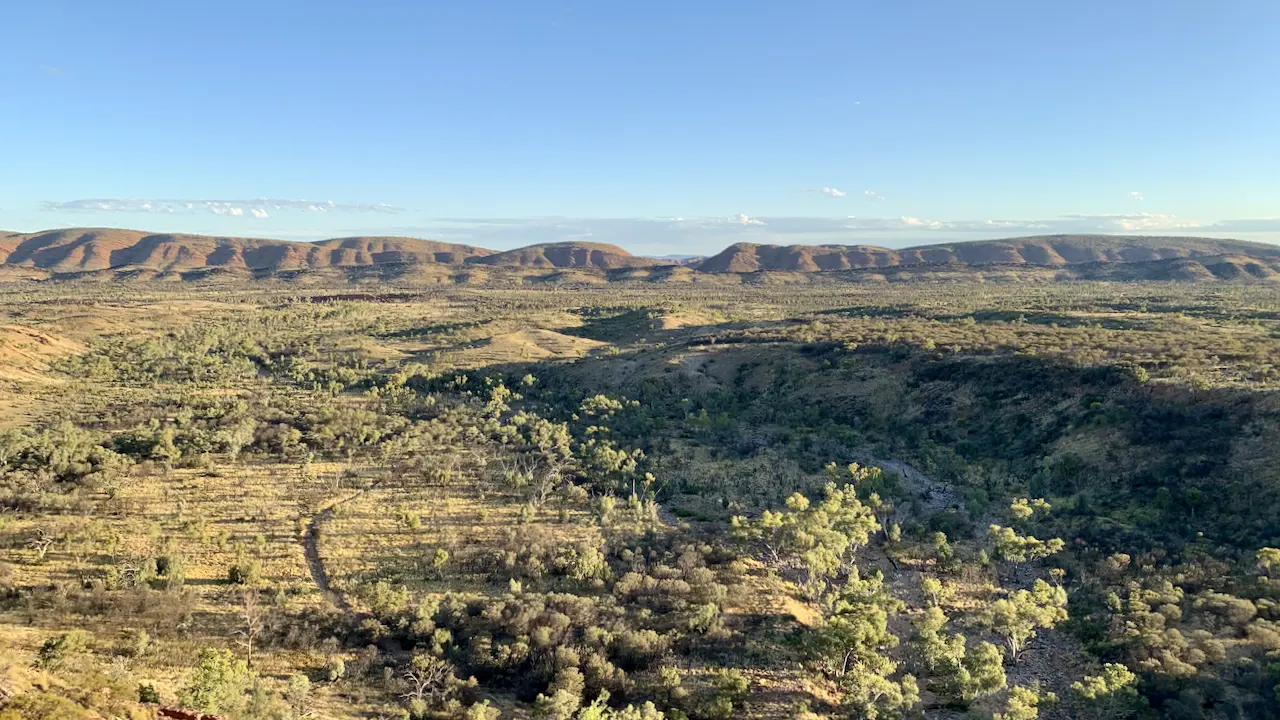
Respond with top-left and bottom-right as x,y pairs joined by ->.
34,630 -> 92,670
227,560 -> 262,586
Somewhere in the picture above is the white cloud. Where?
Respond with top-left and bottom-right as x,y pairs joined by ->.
1129,191 -> 1144,201
1059,213 -> 1202,232
250,208 -> 269,219
863,189 -> 886,201
40,197 -> 403,215
731,214 -> 766,226
805,187 -> 848,198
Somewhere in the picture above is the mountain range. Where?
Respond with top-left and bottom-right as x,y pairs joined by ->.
2,227 -> 1278,282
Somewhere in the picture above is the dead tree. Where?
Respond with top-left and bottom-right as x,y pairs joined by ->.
234,588 -> 263,669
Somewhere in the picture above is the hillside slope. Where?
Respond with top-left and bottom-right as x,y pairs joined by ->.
696,235 -> 1280,273
0,228 -> 492,272
466,241 -> 664,269
2,228 -> 1278,282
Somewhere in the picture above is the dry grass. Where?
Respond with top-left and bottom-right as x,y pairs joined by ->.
319,464 -> 602,603
0,457 -> 405,717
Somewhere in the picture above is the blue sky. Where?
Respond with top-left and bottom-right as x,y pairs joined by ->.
2,1 -> 1278,253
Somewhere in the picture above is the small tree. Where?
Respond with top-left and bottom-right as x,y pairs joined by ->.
396,505 -> 422,531
1008,498 -> 1051,522
179,648 -> 251,715
155,553 -> 186,590
959,642 -> 1007,702
119,628 -> 151,658
921,576 -> 953,607
466,700 -> 502,720
703,669 -> 749,719
913,607 -> 964,674
430,548 -> 450,579
994,683 -> 1056,720
989,525 -> 1064,565
1071,663 -> 1146,719
1258,547 -> 1280,576
731,476 -> 880,589
138,683 -> 162,704
26,528 -> 55,563
228,559 -> 262,586
911,609 -> 1005,703
982,580 -> 1068,661
843,670 -> 919,720
401,653 -> 457,711
805,569 -> 902,679
931,532 -> 955,570
235,589 -> 263,669
35,630 -> 92,670
325,655 -> 346,682
285,674 -> 312,718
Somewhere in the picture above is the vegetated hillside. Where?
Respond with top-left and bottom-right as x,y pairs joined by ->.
1070,253 -> 1280,282
306,236 -> 495,265
696,235 -> 1280,273
0,228 -> 492,272
466,241 -> 665,269
3,283 -> 1280,719
697,242 -> 900,272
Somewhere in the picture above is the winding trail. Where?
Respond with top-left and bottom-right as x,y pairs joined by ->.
300,478 -> 384,611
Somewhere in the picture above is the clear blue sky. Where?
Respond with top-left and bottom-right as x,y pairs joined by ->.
2,1 -> 1278,253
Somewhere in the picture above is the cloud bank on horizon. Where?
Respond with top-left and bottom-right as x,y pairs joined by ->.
10,198 -> 1280,253
403,214 -> 1280,251
39,198 -> 404,218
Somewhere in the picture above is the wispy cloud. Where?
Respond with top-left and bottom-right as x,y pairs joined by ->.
39,64 -> 64,76
1129,191 -> 1144,201
40,197 -> 403,217
863,189 -> 886,201
426,213 -> 1221,239
1058,213 -> 1201,232
1204,218 -> 1280,232
805,187 -> 848,198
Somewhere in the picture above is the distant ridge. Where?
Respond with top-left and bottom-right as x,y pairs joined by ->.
310,236 -> 495,265
647,254 -> 706,266
1,228 -> 1277,282
0,228 -> 490,273
466,242 -> 662,269
695,235 -> 1280,273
